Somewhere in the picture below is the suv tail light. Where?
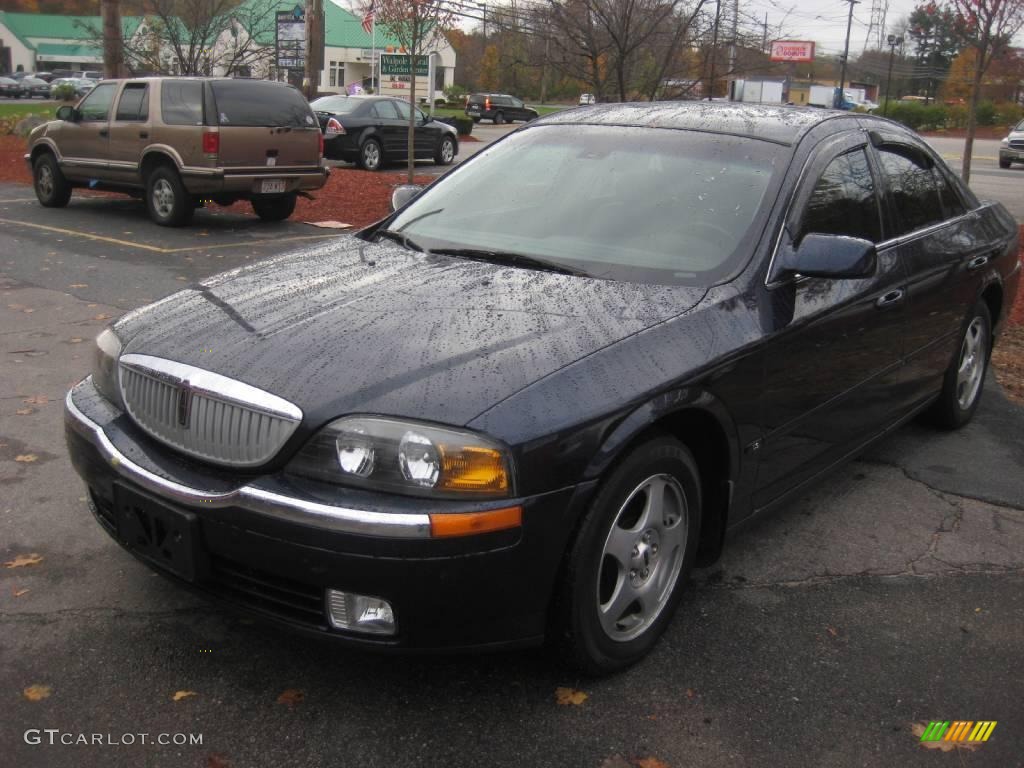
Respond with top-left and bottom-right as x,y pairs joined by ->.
318,131 -> 324,157
485,97 -> 491,111
202,130 -> 219,155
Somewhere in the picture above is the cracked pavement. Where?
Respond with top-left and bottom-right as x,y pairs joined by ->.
1,181 -> 1023,767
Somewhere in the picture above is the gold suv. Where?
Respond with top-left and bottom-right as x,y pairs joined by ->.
26,77 -> 328,226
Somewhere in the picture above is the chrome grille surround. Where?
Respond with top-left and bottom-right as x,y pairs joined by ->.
118,353 -> 303,468
1009,138 -> 1024,150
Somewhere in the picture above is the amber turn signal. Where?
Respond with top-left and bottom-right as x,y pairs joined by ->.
429,506 -> 522,538
438,445 -> 509,493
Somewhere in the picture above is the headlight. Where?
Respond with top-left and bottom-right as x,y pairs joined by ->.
289,416 -> 513,499
92,328 -> 123,408
1001,137 -> 1010,146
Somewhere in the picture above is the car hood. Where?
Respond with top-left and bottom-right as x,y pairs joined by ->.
115,237 -> 706,429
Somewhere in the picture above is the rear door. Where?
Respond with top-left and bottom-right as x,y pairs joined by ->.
372,99 -> 405,157
107,81 -> 151,185
208,80 -> 320,170
57,81 -> 117,180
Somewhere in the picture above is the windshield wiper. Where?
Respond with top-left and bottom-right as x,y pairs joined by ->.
376,229 -> 427,253
430,248 -> 588,277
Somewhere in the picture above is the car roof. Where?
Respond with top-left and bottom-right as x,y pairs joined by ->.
539,101 -> 860,146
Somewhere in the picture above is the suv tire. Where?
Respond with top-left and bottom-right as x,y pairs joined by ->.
359,138 -> 383,171
494,112 -> 505,125
251,193 -> 297,222
33,153 -> 72,208
145,166 -> 193,227
435,135 -> 456,166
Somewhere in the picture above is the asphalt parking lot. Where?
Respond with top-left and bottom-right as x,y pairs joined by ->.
1,136 -> 1023,767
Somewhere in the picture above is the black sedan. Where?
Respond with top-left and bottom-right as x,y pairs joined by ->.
0,76 -> 26,98
64,103 -> 1020,673
21,76 -> 52,99
310,94 -> 458,171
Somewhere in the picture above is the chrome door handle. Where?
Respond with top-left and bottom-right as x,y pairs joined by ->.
876,289 -> 905,308
967,255 -> 989,271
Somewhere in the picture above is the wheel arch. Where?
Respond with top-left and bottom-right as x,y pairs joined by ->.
584,391 -> 740,566
29,138 -> 61,164
980,280 -> 1003,338
139,147 -> 183,180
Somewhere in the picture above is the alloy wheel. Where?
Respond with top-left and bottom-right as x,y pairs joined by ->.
440,139 -> 455,163
956,316 -> 986,409
152,178 -> 175,219
36,163 -> 53,198
363,142 -> 381,170
596,474 -> 688,642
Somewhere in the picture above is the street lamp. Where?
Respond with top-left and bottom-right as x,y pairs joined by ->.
883,34 -> 903,117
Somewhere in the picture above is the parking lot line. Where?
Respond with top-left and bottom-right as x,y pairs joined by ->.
0,198 -> 43,203
0,217 -> 344,254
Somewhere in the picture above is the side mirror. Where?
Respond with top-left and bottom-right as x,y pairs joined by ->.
56,105 -> 75,121
784,233 -> 877,279
390,184 -> 423,212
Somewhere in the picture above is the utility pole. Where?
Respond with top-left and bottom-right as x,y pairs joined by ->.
707,0 -> 720,101
883,33 -> 902,116
480,3 -> 487,44
762,13 -> 768,53
727,0 -> 737,100
303,0 -> 323,100
836,0 -> 860,108
539,35 -> 550,104
100,0 -> 124,78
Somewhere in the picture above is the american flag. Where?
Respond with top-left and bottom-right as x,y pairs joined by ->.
361,2 -> 375,34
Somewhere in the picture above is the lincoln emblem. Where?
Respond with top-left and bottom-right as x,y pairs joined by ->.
176,382 -> 193,428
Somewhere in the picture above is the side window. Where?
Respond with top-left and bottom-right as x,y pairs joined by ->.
372,101 -> 399,119
392,99 -> 412,120
414,106 -> 427,122
115,84 -> 149,122
511,97 -> 523,108
799,148 -> 882,243
932,166 -> 967,218
161,80 -> 204,125
78,83 -> 117,122
877,146 -> 944,235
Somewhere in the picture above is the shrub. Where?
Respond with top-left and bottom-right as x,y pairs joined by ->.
994,101 -> 1023,127
434,98 -> 446,108
975,100 -> 996,126
443,84 -> 467,103
437,116 -> 473,135
52,83 -> 77,101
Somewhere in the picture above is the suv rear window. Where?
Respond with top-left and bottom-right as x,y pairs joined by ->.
210,81 -> 315,128
161,80 -> 204,125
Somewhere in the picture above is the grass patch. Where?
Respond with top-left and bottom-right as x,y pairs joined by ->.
0,101 -> 59,120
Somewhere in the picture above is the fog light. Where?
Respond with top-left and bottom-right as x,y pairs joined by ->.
326,589 -> 396,636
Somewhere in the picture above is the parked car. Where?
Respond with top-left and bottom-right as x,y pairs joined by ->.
31,71 -> 55,83
63,103 -> 1019,673
21,76 -> 52,99
998,119 -> 1024,169
578,93 -> 597,105
465,92 -> 538,124
50,77 -> 94,98
49,69 -> 77,80
81,70 -> 105,80
0,76 -> 27,98
26,77 -> 328,226
311,94 -> 458,171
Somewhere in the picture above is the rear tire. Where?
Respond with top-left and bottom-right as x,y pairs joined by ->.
251,193 -> 297,222
494,112 -> 505,125
33,153 -> 72,208
434,135 -> 456,166
927,300 -> 991,429
145,165 -> 193,227
555,436 -> 701,675
358,138 -> 383,171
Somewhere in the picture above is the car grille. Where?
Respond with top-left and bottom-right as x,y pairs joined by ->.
118,354 -> 302,467
1010,139 -> 1024,150
209,556 -> 326,627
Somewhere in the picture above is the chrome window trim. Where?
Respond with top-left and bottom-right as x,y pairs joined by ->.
65,387 -> 432,538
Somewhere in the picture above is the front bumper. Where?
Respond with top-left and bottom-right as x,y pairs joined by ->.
64,377 -> 593,650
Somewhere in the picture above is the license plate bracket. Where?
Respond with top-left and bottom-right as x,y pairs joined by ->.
260,179 -> 286,194
114,485 -> 204,582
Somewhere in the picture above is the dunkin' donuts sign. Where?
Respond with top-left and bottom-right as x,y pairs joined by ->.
769,41 -> 815,62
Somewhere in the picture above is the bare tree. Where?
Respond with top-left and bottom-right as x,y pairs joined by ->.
374,0 -> 456,182
950,0 -> 1024,183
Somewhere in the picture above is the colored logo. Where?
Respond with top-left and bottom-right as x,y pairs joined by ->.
920,721 -> 997,743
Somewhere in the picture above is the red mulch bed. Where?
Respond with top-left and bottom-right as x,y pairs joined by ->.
0,135 -> 431,228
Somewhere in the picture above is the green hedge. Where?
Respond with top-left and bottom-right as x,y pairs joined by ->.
880,99 -> 1023,131
438,116 -> 473,136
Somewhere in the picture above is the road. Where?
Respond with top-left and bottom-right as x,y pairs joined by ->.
0,126 -> 1023,767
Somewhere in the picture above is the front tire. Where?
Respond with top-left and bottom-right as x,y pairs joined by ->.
999,157 -> 1012,169
434,135 -> 456,166
358,138 -> 383,171
33,153 -> 72,208
145,166 -> 193,227
493,111 -> 505,125
928,300 -> 991,429
555,436 -> 701,675
251,192 -> 297,222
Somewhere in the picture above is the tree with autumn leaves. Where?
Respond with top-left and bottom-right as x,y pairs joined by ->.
372,0 -> 455,183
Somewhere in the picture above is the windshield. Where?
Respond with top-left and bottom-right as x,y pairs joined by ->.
386,125 -> 784,285
311,96 -> 362,114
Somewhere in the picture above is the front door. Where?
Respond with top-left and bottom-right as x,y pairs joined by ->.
57,81 -> 117,182
754,134 -> 909,509
107,82 -> 151,186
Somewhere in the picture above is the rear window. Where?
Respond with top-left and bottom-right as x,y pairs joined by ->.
210,81 -> 315,128
310,95 -> 362,114
161,80 -> 204,125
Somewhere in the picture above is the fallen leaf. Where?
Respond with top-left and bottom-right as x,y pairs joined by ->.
69,338 -> 83,344
206,754 -> 230,768
68,284 -> 88,289
15,408 -> 33,416
686,688 -> 696,700
22,395 -> 49,405
23,684 -> 51,701
598,756 -> 632,768
635,758 -> 671,768
910,722 -> 979,752
555,687 -> 588,706
12,588 -> 30,597
276,689 -> 304,707
15,454 -> 38,463
172,690 -> 198,702
826,626 -> 839,637
4,553 -> 43,568
92,313 -> 111,321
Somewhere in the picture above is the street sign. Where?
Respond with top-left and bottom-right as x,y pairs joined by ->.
380,54 -> 428,77
769,40 -> 815,63
276,6 -> 306,70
